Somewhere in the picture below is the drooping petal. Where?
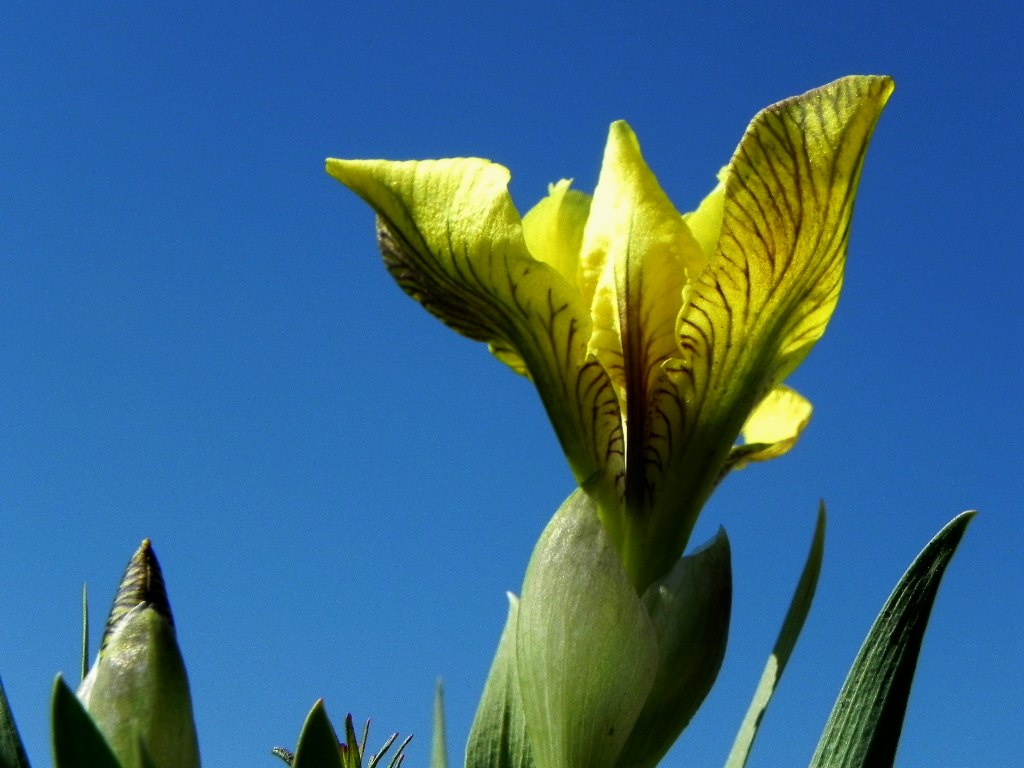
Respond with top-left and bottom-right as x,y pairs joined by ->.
580,122 -> 707,515
628,75 -> 893,589
726,385 -> 813,471
326,158 -> 622,501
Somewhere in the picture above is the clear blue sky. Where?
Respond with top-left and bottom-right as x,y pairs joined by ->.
2,3 -> 1020,766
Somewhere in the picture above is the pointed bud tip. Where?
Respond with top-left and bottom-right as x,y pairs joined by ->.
100,539 -> 175,654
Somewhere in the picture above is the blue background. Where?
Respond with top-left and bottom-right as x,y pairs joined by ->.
1,2 -> 1020,766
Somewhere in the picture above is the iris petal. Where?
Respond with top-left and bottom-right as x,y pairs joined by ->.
626,75 -> 893,588
326,157 -> 623,503
682,75 -> 893,427
581,122 -> 706,516
727,385 -> 814,471
522,179 -> 591,286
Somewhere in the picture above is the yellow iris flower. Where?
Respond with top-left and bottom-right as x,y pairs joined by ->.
328,75 -> 892,590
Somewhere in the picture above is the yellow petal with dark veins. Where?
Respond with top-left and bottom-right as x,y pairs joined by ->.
494,180 -> 591,378
627,75 -> 893,590
580,122 -> 706,516
682,170 -> 726,263
727,385 -> 813,471
326,157 -> 623,508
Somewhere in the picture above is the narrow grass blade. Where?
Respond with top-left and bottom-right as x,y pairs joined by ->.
81,584 -> 89,685
809,511 -> 975,768
726,503 -> 826,768
431,680 -> 448,768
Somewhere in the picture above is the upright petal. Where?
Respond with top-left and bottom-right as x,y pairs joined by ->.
681,171 -> 726,263
326,158 -> 623,504
629,76 -> 893,589
580,122 -> 706,518
522,179 -> 591,286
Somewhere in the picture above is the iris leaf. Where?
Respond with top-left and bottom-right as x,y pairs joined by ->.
292,700 -> 344,768
725,503 -> 826,768
431,681 -> 448,768
809,510 -> 974,767
0,675 -> 30,768
51,676 -> 121,768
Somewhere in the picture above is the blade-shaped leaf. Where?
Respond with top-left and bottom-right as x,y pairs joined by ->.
137,740 -> 159,768
465,596 -> 534,768
809,510 -> 974,768
51,676 -> 121,768
365,727 -> 411,768
341,714 -> 361,768
0,675 -> 30,768
431,681 -> 448,768
81,584 -> 89,685
726,503 -> 826,768
293,700 -> 343,768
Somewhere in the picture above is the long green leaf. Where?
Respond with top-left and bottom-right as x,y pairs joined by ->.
431,680 -> 448,768
50,675 -> 121,768
342,714 -> 361,768
292,700 -> 344,768
81,584 -> 89,685
809,510 -> 974,768
0,675 -> 31,768
726,503 -> 826,768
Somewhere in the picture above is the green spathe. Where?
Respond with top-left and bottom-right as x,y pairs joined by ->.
291,701 -> 343,768
512,491 -> 730,768
465,596 -> 534,768
617,530 -> 731,768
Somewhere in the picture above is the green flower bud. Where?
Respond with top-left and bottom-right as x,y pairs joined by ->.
77,540 -> 200,768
